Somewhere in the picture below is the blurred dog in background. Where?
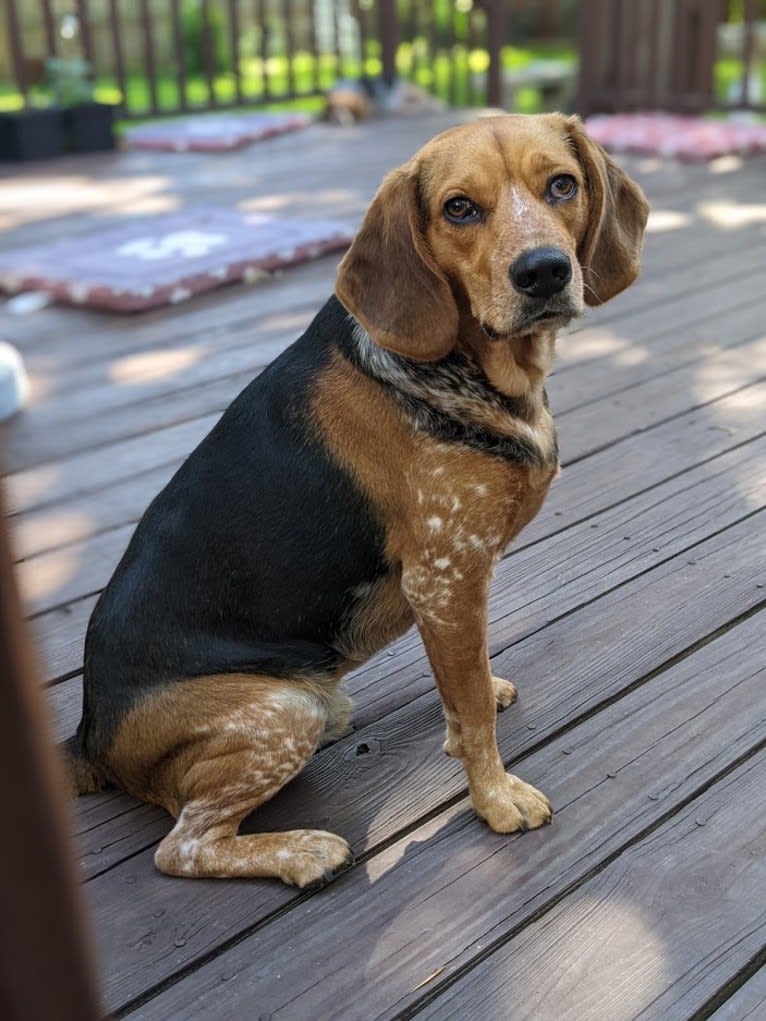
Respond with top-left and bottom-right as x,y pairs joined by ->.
323,76 -> 445,125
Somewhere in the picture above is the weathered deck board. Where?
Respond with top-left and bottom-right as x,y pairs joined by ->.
2,113 -> 764,1021
418,750 -> 766,1021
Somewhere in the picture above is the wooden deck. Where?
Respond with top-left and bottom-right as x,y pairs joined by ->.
2,112 -> 765,1021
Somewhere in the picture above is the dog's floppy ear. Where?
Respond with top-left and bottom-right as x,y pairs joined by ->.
335,163 -> 458,361
565,115 -> 649,306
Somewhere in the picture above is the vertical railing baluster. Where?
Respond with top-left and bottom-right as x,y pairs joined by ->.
283,0 -> 296,97
449,4 -> 460,109
257,0 -> 271,100
229,0 -> 243,105
107,0 -> 128,113
40,0 -> 58,59
620,0 -> 637,107
74,0 -> 94,66
170,0 -> 189,111
647,0 -> 661,109
201,0 -> 218,106
333,0 -> 344,83
138,0 -> 159,113
352,1 -> 367,80
467,4 -> 477,106
485,0 -> 504,109
309,0 -> 322,92
6,0 -> 29,102
575,0 -> 601,114
407,0 -> 418,87
741,0 -> 756,109
379,0 -> 398,86
696,0 -> 718,111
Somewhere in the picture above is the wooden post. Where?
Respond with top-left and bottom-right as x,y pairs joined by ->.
379,0 -> 398,86
0,481 -> 102,1021
4,0 -> 28,102
228,0 -> 244,105
485,0 -> 505,108
74,0 -> 94,66
576,0 -> 616,115
169,0 -> 189,112
283,0 -> 297,96
139,0 -> 160,113
40,0 -> 59,59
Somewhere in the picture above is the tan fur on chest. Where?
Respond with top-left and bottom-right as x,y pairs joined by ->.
313,353 -> 558,647
313,351 -> 555,523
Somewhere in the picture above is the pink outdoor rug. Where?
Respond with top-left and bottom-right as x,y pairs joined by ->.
0,209 -> 353,312
585,112 -> 766,161
123,111 -> 313,152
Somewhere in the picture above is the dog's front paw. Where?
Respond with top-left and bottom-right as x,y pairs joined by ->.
473,774 -> 552,833
492,676 -> 518,711
278,830 -> 352,887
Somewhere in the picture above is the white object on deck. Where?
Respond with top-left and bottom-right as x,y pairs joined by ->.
0,341 -> 29,422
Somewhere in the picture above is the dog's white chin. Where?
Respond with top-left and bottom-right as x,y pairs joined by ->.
482,310 -> 576,342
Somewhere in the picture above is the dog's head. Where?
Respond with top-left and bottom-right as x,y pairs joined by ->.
336,114 -> 649,361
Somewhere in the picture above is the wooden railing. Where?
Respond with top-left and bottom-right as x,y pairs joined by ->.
1,0 -> 508,118
577,0 -> 766,116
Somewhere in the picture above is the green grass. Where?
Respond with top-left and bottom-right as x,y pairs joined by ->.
714,56 -> 766,104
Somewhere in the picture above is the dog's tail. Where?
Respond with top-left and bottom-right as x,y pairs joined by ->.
60,734 -> 109,795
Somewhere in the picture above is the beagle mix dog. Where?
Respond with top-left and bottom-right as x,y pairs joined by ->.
67,114 -> 648,887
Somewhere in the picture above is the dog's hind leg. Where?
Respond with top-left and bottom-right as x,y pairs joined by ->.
108,675 -> 352,886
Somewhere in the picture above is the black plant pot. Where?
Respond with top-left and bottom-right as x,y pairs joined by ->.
0,107 -> 66,162
65,102 -> 115,154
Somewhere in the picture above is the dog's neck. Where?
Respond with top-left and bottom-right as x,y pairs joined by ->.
341,316 -> 559,469
458,319 -> 557,401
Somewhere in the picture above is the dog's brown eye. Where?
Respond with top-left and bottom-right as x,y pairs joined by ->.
548,175 -> 578,202
444,197 -> 481,223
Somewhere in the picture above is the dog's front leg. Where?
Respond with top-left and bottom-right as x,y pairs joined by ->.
403,563 -> 552,834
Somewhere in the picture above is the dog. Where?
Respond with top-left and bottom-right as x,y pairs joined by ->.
66,115 -> 648,887
323,76 -> 445,125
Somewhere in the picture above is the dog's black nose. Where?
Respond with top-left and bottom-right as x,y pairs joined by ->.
510,247 -> 572,299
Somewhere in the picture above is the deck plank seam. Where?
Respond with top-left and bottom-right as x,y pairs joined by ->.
690,950 -> 766,1021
